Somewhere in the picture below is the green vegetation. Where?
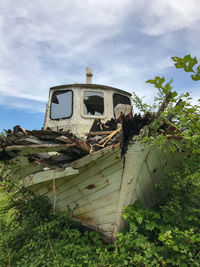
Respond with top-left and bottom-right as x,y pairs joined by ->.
0,131 -> 6,140
0,161 -> 199,266
0,55 -> 199,266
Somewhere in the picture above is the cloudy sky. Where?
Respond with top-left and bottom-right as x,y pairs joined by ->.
0,0 -> 200,131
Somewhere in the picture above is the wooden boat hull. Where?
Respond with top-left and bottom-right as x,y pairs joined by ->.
0,141 -> 181,239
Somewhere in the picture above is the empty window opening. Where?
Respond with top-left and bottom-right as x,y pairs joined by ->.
51,90 -> 73,119
83,91 -> 104,116
113,93 -> 131,108
113,93 -> 132,118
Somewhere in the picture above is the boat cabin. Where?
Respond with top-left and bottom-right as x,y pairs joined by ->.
43,68 -> 133,137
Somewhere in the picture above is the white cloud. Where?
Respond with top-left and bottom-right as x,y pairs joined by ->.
140,0 -> 200,36
0,0 -> 134,108
0,94 -> 45,113
0,0 -> 200,114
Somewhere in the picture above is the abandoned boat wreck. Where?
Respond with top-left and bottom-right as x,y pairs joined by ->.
0,68 -> 181,239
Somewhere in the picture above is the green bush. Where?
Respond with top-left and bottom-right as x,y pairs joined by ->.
0,131 -> 6,140
0,162 -> 199,267
0,190 -> 103,267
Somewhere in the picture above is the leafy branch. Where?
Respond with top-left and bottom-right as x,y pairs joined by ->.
133,55 -> 200,153
172,54 -> 200,81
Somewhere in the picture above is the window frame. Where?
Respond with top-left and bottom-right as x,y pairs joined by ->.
50,89 -> 73,120
81,89 -> 106,119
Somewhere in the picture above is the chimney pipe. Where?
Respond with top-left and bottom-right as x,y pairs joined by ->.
86,67 -> 93,84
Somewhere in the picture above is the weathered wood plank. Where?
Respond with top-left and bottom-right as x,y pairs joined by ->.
135,161 -> 156,206
39,148 -> 122,198
73,212 -> 116,228
113,142 -> 150,235
61,160 -> 122,199
70,144 -> 120,169
75,203 -> 116,220
54,166 -> 123,211
73,190 -> 119,216
145,146 -> 175,187
144,146 -> 168,185
94,223 -> 114,233
48,169 -> 122,215
32,157 -> 122,214
113,142 -> 182,237
29,144 -> 121,197
23,167 -> 79,187
0,144 -> 80,154
85,131 -> 113,136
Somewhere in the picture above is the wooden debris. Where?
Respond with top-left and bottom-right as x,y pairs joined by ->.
86,131 -> 113,136
98,126 -> 122,147
0,128 -> 89,167
0,96 -> 181,169
89,144 -> 93,154
155,92 -> 172,120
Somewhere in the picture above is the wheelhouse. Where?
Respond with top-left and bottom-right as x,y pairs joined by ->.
43,70 -> 133,137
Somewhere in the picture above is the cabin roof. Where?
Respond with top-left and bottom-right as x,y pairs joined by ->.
50,83 -> 132,97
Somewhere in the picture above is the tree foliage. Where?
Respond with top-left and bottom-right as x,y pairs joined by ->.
134,55 -> 200,154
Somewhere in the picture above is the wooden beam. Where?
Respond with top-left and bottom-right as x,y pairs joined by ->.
23,166 -> 79,187
0,144 -> 76,154
155,92 -> 172,119
98,126 -> 122,146
85,131 -> 113,136
70,144 -> 121,169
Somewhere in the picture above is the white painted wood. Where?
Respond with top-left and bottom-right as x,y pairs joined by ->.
1,144 -> 78,154
54,159 -> 122,201
75,203 -> 116,220
135,161 -> 156,206
54,166 -> 123,211
18,138 -> 182,240
25,146 -> 123,238
23,167 -> 78,187
73,190 -> 119,216
42,148 -> 122,198
70,144 -> 120,169
29,144 -> 121,197
112,142 -> 182,237
44,84 -> 131,137
73,212 -> 116,229
113,142 -> 150,236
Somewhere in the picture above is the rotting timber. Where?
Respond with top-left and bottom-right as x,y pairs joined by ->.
0,68 -> 182,240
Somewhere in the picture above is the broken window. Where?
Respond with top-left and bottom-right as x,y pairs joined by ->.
113,93 -> 132,118
113,93 -> 131,108
51,90 -> 73,119
83,91 -> 104,116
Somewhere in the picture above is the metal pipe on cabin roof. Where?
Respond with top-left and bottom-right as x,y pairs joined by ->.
86,67 -> 93,84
